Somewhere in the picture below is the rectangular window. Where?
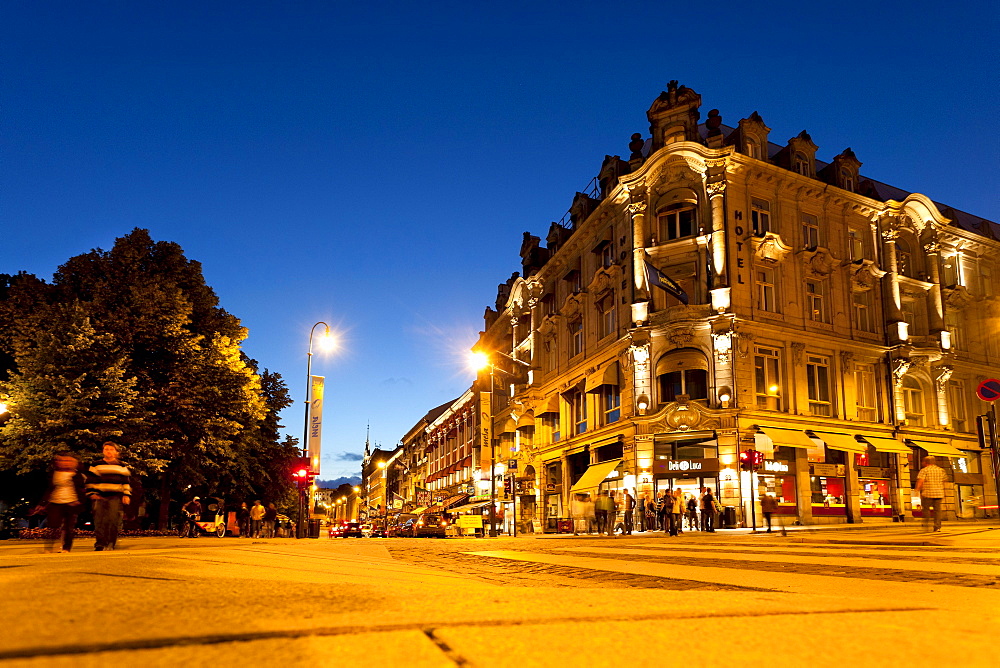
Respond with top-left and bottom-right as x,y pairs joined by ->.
754,346 -> 782,411
658,206 -> 697,241
853,291 -> 874,333
571,390 -> 588,435
855,364 -> 878,422
755,268 -> 777,312
982,266 -> 995,297
602,385 -> 621,425
544,413 -> 561,443
848,228 -> 866,261
597,294 -> 616,340
941,259 -> 959,287
564,269 -> 582,294
570,319 -> 584,357
802,214 -> 820,249
805,280 -> 827,323
902,384 -> 924,426
948,380 -> 967,432
751,198 -> 770,236
600,243 -> 614,268
945,312 -> 963,351
806,355 -> 832,416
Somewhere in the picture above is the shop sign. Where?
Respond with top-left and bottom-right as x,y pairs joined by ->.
762,460 -> 789,473
653,458 -> 721,475
457,515 -> 483,529
811,463 -> 842,477
667,460 -> 702,472
858,467 -> 890,479
545,483 -> 556,493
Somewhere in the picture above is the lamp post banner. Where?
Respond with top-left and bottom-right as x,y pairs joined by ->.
479,391 -> 492,455
309,375 -> 325,473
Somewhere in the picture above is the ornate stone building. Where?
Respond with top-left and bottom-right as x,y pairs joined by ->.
396,82 -> 999,530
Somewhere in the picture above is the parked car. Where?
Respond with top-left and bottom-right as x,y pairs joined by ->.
409,512 -> 449,538
386,513 -> 417,537
360,523 -> 374,538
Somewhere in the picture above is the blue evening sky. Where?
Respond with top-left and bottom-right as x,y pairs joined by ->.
3,2 -> 997,480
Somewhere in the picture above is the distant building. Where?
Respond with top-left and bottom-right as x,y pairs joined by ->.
401,82 -> 1000,529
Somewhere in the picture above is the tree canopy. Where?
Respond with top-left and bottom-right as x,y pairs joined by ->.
0,229 -> 298,520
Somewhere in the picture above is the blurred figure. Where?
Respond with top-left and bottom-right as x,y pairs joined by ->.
656,491 -> 669,532
686,494 -> 699,530
263,503 -> 278,538
916,455 -> 946,532
181,497 -> 201,538
237,502 -> 250,538
582,493 -> 597,534
670,488 -> 684,536
41,452 -> 86,553
595,490 -> 614,536
761,494 -> 779,532
85,442 -> 133,551
621,489 -> 635,535
644,495 -> 656,532
570,493 -> 586,536
700,487 -> 717,533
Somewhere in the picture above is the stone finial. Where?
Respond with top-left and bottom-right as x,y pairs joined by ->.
706,109 -> 722,136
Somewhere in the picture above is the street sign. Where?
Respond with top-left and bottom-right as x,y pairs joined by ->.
976,379 -> 1000,402
508,459 -> 518,470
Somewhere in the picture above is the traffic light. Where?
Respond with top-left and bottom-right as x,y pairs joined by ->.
739,450 -> 754,471
752,450 -> 765,467
503,476 -> 512,497
292,458 -> 310,489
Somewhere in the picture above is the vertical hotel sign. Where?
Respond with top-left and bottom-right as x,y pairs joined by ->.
309,375 -> 325,474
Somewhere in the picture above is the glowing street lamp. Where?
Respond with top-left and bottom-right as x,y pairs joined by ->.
299,322 -> 335,539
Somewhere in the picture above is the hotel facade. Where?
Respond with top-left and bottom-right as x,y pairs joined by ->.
384,83 -> 999,530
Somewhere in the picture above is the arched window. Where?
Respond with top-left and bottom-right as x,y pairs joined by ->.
794,152 -> 810,175
902,377 -> 925,426
655,349 -> 709,404
657,203 -> 697,242
746,139 -> 761,159
896,239 -> 913,278
840,168 -> 855,192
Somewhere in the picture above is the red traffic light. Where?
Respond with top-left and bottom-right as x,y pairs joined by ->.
739,450 -> 754,471
752,450 -> 765,466
294,468 -> 309,478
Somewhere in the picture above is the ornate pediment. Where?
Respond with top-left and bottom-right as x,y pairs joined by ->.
750,232 -> 792,266
667,327 -> 696,349
847,259 -> 887,291
560,293 -> 585,319
644,397 -> 723,433
799,247 -> 838,278
587,264 -> 622,300
942,285 -> 975,310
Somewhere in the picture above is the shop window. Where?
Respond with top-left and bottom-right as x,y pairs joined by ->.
853,291 -> 875,333
948,380 -> 968,432
658,204 -> 697,241
854,364 -> 879,422
802,214 -> 820,249
595,441 -> 624,463
810,476 -> 846,514
902,377 -> 925,426
596,293 -> 616,340
757,475 -> 797,511
806,355 -> 832,416
569,318 -> 584,358
751,198 -> 771,235
755,268 -> 777,312
805,280 -> 828,323
754,346 -> 782,411
675,441 -> 718,459
601,385 -> 621,425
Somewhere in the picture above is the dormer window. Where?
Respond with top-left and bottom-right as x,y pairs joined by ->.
840,169 -> 855,192
746,139 -> 761,159
657,204 -> 697,241
794,152 -> 810,176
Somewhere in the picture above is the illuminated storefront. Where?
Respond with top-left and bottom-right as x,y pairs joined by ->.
756,457 -> 797,515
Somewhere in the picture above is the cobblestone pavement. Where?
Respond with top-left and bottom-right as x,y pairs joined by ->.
385,531 -> 1000,590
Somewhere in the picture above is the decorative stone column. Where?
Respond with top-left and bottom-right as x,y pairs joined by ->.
629,198 -> 649,300
933,365 -> 953,428
923,239 -> 946,336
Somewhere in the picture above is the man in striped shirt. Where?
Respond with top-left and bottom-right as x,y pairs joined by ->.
916,455 -> 947,533
86,442 -> 133,551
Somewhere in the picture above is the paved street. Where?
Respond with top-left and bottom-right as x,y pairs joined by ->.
1,525 -> 999,667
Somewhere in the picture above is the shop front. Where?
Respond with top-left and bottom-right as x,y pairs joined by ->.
652,457 -> 721,504
809,463 -> 847,517
757,457 -> 797,516
856,466 -> 893,517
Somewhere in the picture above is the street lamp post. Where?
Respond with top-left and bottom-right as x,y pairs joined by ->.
299,322 -> 333,539
378,460 -> 388,534
471,349 -> 532,539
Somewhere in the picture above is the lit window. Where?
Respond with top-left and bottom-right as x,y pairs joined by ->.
902,377 -> 924,426
658,205 -> 697,241
544,412 -> 561,443
806,355 -> 832,416
802,214 -> 820,249
570,389 -> 588,435
754,347 -> 782,411
854,364 -> 878,422
597,294 -> 616,340
805,280 -> 827,323
659,368 -> 709,403
746,139 -> 760,159
896,239 -> 913,278
840,169 -> 854,192
751,198 -> 771,235
756,268 -> 777,312
848,228 -> 866,261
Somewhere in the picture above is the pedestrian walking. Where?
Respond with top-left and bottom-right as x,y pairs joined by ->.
686,494 -> 699,530
263,503 -> 278,538
181,497 -> 202,537
670,488 -> 684,535
249,500 -> 265,537
40,452 -> 86,553
570,493 -> 586,535
622,490 -> 635,535
582,493 -> 597,534
655,491 -> 669,533
237,502 -> 250,538
916,456 -> 947,532
644,496 -> 656,533
700,487 -> 717,532
85,442 -> 133,551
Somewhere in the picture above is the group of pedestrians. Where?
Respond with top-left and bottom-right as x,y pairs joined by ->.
234,500 -> 278,538
570,486 -> 724,537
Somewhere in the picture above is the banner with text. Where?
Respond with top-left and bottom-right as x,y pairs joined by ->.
479,391 -> 492,468
309,375 -> 325,474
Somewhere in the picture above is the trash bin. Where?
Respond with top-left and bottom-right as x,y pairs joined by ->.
307,519 -> 321,538
721,506 -> 738,529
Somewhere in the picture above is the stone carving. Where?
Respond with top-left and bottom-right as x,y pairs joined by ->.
933,365 -> 953,390
791,342 -> 805,366
706,181 -> 726,198
943,285 -> 974,310
750,232 -> 793,266
627,200 -> 647,216
892,358 -> 911,387
667,328 -> 695,349
848,259 -> 887,291
801,247 -> 837,277
839,350 -> 855,369
736,331 -> 755,359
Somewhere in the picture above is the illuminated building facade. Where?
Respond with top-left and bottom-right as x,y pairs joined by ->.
404,82 -> 1000,529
